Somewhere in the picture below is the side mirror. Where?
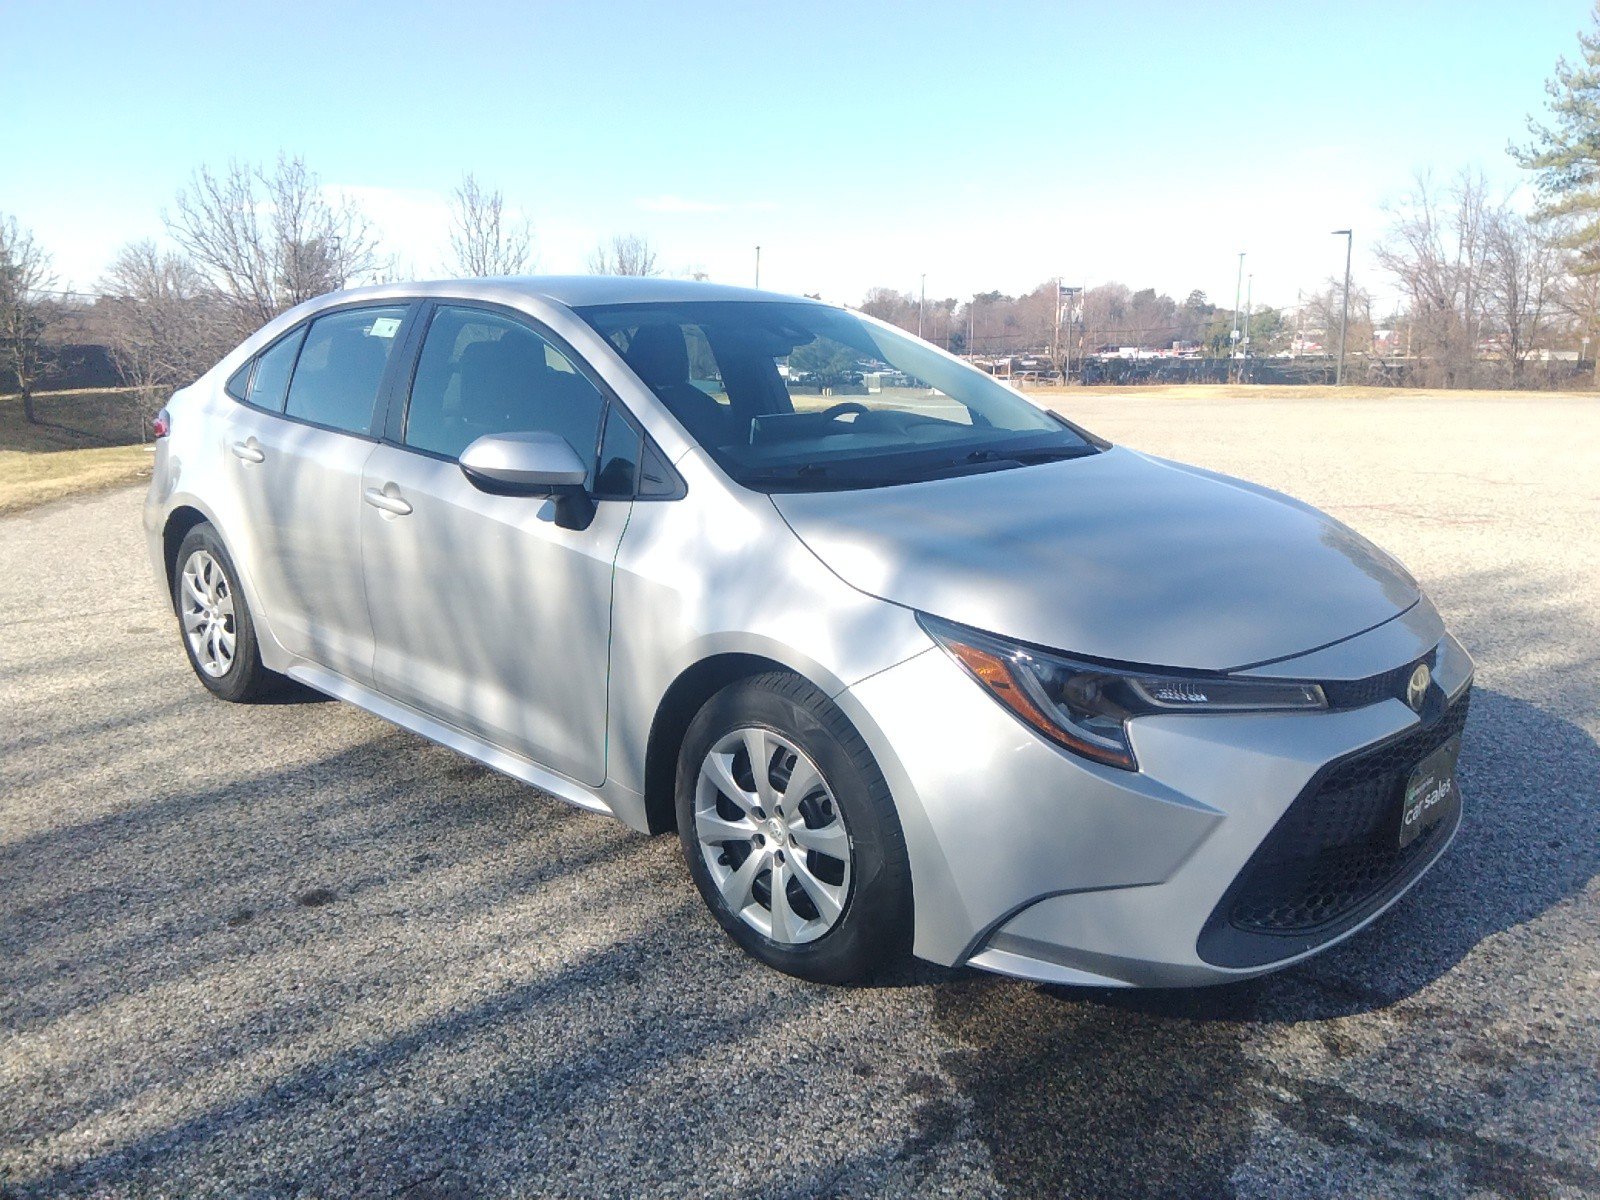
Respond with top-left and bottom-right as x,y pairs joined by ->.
458,431 -> 595,530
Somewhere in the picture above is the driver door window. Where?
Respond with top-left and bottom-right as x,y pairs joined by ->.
405,306 -> 606,479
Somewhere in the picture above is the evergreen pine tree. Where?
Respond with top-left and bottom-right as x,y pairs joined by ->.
1515,3 -> 1600,273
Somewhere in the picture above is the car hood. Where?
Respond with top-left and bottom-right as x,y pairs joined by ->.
770,446 -> 1420,672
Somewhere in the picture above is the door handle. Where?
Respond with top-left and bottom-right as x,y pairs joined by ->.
363,485 -> 413,516
230,439 -> 265,464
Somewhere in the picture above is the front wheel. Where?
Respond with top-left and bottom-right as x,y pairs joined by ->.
676,672 -> 912,983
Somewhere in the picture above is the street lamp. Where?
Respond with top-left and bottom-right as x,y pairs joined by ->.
919,273 -> 926,340
1049,284 -> 1085,385
1051,275 -> 1060,377
754,245 -> 761,288
1332,229 -> 1353,386
1243,273 -> 1253,378
1232,251 -> 1245,381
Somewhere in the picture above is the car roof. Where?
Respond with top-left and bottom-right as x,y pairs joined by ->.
327,275 -> 828,310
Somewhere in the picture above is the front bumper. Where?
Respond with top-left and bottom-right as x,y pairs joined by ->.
836,617 -> 1475,987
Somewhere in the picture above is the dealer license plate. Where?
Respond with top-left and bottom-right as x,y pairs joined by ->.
1398,735 -> 1461,848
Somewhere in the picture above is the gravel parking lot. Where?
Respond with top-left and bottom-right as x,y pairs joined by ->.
3,392 -> 1597,1199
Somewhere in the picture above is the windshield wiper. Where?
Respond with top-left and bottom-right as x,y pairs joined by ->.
742,460 -> 962,491
742,443 -> 1096,491
963,444 -> 1097,466
741,463 -> 834,483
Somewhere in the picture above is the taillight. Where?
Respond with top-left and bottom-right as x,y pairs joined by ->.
151,408 -> 171,438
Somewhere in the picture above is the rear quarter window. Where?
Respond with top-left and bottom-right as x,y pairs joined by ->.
240,328 -> 306,412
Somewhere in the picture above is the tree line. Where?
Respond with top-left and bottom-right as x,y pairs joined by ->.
856,163 -> 1588,391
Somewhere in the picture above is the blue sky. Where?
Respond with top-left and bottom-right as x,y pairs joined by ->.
2,0 -> 1592,310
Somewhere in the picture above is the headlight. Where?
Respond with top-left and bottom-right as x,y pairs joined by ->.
919,614 -> 1326,771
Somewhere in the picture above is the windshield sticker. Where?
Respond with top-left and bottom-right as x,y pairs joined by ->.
367,317 -> 401,339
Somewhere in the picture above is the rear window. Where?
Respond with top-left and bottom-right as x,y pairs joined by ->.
283,306 -> 407,434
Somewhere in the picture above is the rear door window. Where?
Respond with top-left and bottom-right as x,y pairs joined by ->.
283,306 -> 407,434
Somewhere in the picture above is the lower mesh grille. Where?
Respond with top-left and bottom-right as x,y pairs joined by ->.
1198,688 -> 1470,967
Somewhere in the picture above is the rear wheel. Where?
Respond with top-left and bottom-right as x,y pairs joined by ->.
172,523 -> 281,702
676,672 -> 912,983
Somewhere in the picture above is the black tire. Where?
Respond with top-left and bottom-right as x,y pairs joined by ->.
676,672 -> 913,984
171,523 -> 281,702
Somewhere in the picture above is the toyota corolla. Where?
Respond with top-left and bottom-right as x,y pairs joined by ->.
144,277 -> 1473,985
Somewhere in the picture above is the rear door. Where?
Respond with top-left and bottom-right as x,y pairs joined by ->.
220,303 -> 414,681
359,302 -> 636,786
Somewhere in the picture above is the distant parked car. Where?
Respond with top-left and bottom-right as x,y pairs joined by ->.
145,277 -> 1472,985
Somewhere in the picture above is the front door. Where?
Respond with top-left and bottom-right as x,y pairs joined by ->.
359,304 -> 631,786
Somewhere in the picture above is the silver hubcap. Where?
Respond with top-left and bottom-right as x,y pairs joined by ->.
694,727 -> 852,945
179,550 -> 237,678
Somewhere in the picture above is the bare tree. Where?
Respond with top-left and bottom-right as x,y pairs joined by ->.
448,172 -> 534,277
860,287 -> 918,325
1483,209 -> 1561,382
166,154 -> 385,339
1300,278 -> 1377,360
587,233 -> 659,276
1375,170 -> 1494,386
0,214 -> 57,422
1552,243 -> 1600,375
98,240 -> 230,403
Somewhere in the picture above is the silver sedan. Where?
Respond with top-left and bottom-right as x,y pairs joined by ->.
144,277 -> 1472,986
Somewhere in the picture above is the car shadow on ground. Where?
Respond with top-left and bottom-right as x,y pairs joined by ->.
921,685 -> 1600,1199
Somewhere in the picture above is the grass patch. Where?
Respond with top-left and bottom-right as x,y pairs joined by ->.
0,444 -> 153,515
0,387 -> 152,452
0,388 -> 154,515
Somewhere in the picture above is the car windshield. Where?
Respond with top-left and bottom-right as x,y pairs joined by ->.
575,300 -> 1100,491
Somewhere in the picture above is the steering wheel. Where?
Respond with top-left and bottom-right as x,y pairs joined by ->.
820,401 -> 871,422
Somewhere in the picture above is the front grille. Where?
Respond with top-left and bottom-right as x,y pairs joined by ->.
1320,646 -> 1437,710
1197,687 -> 1470,968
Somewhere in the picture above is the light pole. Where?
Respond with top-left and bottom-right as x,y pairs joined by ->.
1059,284 -> 1082,385
1051,275 -> 1061,378
1232,251 -> 1245,381
1243,273 -> 1253,380
1332,229 -> 1353,386
754,245 -> 761,288
919,273 -> 926,340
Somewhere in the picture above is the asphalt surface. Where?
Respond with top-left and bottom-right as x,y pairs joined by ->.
3,393 -> 1598,1199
